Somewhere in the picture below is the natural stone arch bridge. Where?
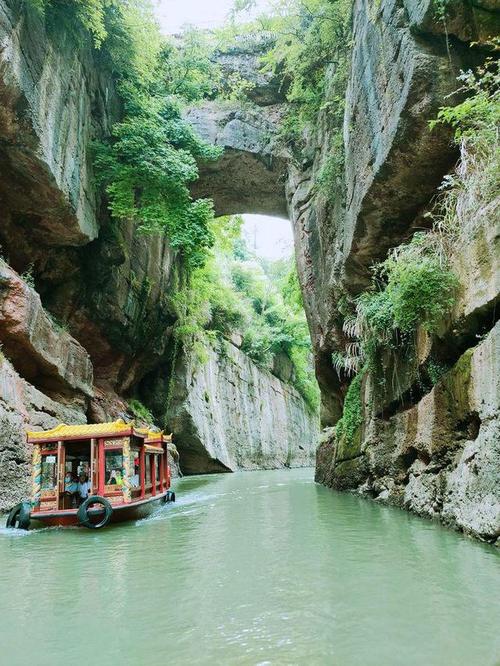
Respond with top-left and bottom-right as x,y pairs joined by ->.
185,101 -> 289,219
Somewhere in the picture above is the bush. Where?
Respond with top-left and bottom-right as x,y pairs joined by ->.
128,398 -> 154,425
335,369 -> 365,444
357,233 -> 458,358
383,252 -> 458,335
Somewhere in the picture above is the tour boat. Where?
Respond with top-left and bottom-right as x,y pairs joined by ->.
6,420 -> 175,530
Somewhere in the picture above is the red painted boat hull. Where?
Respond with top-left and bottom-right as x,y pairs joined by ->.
30,493 -> 170,528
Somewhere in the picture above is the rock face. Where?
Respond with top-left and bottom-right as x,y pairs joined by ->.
186,102 -> 288,218
0,260 -> 93,397
0,355 -> 86,511
0,2 -> 318,509
165,341 -> 318,474
0,0 -> 117,246
310,0 -> 500,542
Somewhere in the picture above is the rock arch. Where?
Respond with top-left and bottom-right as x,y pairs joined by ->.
185,102 -> 288,219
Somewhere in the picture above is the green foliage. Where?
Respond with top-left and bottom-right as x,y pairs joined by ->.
229,0 -> 352,152
430,56 -> 499,143
161,28 -> 222,102
335,368 -> 365,444
378,237 -> 458,335
169,217 -> 247,359
171,216 -> 319,410
93,94 -> 221,269
429,57 -> 499,241
432,0 -> 450,23
29,1 -> 224,270
161,28 -> 256,103
355,233 -> 458,367
102,1 -> 163,81
316,133 -> 345,195
128,398 -> 154,424
280,262 -> 304,312
89,6 -> 223,270
21,264 -> 35,289
426,358 -> 449,386
28,0 -> 118,48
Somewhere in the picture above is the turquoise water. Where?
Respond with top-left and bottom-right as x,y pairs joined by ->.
1,468 -> 499,665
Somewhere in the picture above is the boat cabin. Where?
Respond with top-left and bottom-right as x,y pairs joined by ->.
27,420 -> 172,513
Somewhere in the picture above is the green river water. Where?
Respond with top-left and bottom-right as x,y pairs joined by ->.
1,468 -> 499,665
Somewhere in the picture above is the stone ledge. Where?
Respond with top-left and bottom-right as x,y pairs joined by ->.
0,260 -> 93,397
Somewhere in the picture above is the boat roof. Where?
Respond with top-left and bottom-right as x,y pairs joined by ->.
27,419 -> 159,443
137,428 -> 172,444
26,419 -> 172,444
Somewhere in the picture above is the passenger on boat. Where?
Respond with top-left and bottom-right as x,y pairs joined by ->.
64,472 -> 78,508
107,470 -> 117,485
76,473 -> 91,505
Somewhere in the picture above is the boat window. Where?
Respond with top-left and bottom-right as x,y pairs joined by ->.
41,454 -> 58,490
145,454 -> 152,487
105,449 -> 124,486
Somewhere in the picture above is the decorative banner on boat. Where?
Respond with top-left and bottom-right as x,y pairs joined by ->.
122,437 -> 132,503
32,446 -> 41,507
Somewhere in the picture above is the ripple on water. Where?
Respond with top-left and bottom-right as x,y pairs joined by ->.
0,468 -> 499,666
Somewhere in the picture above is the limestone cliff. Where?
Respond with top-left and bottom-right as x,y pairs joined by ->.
149,340 -> 317,474
305,0 -> 500,542
0,1 -> 317,509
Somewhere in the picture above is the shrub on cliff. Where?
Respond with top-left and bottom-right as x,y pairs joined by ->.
93,87 -> 221,269
356,233 -> 458,366
430,55 -> 499,240
28,1 -> 224,270
335,368 -> 365,445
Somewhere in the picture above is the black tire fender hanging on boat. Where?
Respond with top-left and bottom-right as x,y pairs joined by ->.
6,501 -> 31,530
164,490 -> 176,503
77,496 -> 113,529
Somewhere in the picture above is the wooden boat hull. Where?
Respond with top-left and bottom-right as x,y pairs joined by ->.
30,492 -> 170,528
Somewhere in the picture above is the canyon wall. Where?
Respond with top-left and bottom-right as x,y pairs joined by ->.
0,1 -> 317,509
154,340 -> 317,474
0,0 -> 497,543
306,0 -> 499,542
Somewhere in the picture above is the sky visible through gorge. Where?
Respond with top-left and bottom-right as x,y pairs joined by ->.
154,0 -> 294,261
